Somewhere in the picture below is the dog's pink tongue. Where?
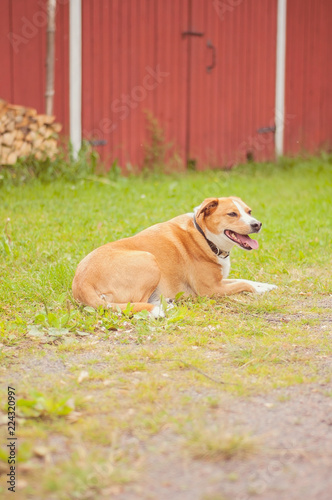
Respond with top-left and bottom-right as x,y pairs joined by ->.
238,233 -> 259,249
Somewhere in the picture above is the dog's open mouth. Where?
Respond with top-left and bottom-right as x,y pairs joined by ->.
224,230 -> 259,250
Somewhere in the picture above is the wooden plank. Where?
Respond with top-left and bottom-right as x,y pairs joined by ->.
11,0 -> 46,111
109,0 -> 122,166
54,0 -> 69,133
80,0 -> 189,169
101,0 -> 113,167
0,0 -> 12,101
284,0 -> 332,154
81,0 -> 93,145
134,0 -> 148,168
189,0 -> 277,168
153,0 -> 188,169
92,0 -> 105,160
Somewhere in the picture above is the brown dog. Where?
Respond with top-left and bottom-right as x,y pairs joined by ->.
72,197 -> 276,317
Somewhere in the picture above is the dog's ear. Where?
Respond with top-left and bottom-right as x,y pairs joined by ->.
196,198 -> 219,219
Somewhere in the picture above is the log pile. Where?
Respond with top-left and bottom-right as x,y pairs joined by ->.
0,98 -> 62,165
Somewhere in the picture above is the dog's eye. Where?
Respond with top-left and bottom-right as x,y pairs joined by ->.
227,212 -> 237,217
248,210 -> 252,215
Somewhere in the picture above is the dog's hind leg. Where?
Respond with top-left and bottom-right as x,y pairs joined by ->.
72,250 -> 165,316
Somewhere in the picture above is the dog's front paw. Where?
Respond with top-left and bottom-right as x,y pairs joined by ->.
251,282 -> 278,294
150,305 -> 166,319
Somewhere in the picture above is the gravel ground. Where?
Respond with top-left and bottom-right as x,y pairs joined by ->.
113,383 -> 332,500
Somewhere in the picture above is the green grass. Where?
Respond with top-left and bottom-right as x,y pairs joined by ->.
185,420 -> 258,461
0,155 -> 331,498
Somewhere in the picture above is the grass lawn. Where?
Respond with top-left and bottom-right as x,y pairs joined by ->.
0,155 -> 331,499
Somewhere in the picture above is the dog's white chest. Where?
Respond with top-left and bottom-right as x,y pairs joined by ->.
218,256 -> 230,279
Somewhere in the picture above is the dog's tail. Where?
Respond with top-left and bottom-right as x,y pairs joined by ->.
105,301 -> 154,314
107,301 -> 164,318
72,282 -> 164,317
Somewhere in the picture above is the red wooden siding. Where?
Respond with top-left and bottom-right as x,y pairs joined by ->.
0,0 -> 69,134
154,0 -> 189,168
82,0 -> 277,169
0,1 -> 12,101
1,0 -> 331,169
82,0 -> 189,168
284,0 -> 332,154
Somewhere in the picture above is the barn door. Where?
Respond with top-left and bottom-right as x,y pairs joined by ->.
82,0 -> 277,170
82,0 -> 190,169
186,0 -> 277,168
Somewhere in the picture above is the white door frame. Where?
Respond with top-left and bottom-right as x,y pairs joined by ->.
69,0 -> 82,157
275,0 -> 287,157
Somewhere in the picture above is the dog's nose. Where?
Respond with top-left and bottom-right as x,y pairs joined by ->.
251,221 -> 262,232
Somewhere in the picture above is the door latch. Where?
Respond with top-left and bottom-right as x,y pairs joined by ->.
182,30 -> 204,37
206,40 -> 216,73
257,126 -> 276,134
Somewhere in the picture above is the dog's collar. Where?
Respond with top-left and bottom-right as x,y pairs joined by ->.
193,216 -> 230,259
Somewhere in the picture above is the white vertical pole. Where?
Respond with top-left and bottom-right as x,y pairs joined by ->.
275,0 -> 287,157
69,0 -> 82,158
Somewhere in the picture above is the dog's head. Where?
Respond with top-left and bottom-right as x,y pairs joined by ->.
194,197 -> 262,251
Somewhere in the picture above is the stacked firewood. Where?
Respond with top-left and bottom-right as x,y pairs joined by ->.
0,98 -> 62,165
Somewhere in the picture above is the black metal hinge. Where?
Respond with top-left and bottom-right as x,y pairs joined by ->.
89,139 -> 107,146
257,126 -> 276,134
182,31 -> 204,37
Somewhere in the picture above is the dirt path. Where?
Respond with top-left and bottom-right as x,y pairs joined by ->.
113,383 -> 332,500
1,296 -> 331,499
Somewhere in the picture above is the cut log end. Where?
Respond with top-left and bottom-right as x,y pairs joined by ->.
0,99 -> 62,166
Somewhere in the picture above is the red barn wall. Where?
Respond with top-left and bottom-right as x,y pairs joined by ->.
187,0 -> 277,167
284,0 -> 332,154
0,0 -> 331,169
82,0 -> 189,168
0,0 -> 69,134
81,0 -> 277,169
